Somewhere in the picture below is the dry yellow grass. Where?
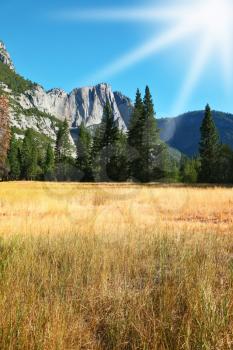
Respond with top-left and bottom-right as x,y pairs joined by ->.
0,182 -> 233,349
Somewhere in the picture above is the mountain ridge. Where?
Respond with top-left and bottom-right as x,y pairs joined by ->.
1,40 -> 233,159
0,41 -> 132,145
158,110 -> 233,156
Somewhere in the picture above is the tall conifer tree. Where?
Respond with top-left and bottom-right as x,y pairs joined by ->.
140,86 -> 160,182
128,89 -> 144,149
92,101 -> 119,181
55,119 -> 74,180
107,131 -> 129,182
43,143 -> 55,180
199,104 -> 220,182
21,129 -> 38,180
128,89 -> 144,180
55,120 -> 72,162
76,122 -> 93,181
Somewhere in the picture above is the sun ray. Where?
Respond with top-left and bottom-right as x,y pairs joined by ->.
54,0 -> 233,114
88,21 -> 199,83
53,6 -> 188,23
219,31 -> 233,90
172,36 -> 214,115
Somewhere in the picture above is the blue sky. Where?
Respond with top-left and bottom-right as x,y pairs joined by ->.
1,0 -> 233,117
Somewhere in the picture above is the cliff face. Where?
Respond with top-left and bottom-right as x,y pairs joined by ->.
0,41 -> 186,163
24,83 -> 132,130
0,41 -> 133,145
0,41 -> 15,71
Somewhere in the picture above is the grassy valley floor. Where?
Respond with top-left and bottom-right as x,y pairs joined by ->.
0,182 -> 233,349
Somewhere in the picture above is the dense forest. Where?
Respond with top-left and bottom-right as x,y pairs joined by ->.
1,86 -> 233,183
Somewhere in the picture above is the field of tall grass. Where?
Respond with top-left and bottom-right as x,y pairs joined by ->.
1,182 -> 233,349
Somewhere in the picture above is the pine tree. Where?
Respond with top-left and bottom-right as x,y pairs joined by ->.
107,131 -> 129,182
21,129 -> 38,180
127,89 -> 145,180
92,101 -> 119,181
55,120 -> 72,162
76,122 -> 93,181
100,101 -> 119,149
140,86 -> 160,182
8,134 -> 21,180
128,89 -> 144,149
92,125 -> 105,181
199,104 -> 220,183
55,119 -> 74,180
0,96 -> 10,179
43,143 -> 55,180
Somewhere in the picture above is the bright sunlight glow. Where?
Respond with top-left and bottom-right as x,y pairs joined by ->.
193,0 -> 232,40
55,0 -> 233,114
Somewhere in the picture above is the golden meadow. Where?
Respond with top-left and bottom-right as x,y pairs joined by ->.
1,182 -> 233,349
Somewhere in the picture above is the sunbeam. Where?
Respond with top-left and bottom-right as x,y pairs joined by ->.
54,6 -> 187,23
172,36 -> 214,115
219,30 -> 233,90
90,22 -> 198,83
54,0 -> 233,114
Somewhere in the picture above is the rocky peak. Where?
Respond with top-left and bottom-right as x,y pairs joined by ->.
114,91 -> 133,127
69,83 -> 129,129
19,82 -> 132,131
0,40 -> 134,143
47,88 -> 67,97
0,41 -> 15,70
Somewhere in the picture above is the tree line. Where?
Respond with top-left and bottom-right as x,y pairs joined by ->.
1,87 -> 233,183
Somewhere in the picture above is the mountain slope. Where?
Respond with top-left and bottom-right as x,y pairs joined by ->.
0,41 -> 14,70
158,111 -> 233,156
2,40 -> 233,160
0,41 -> 132,142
